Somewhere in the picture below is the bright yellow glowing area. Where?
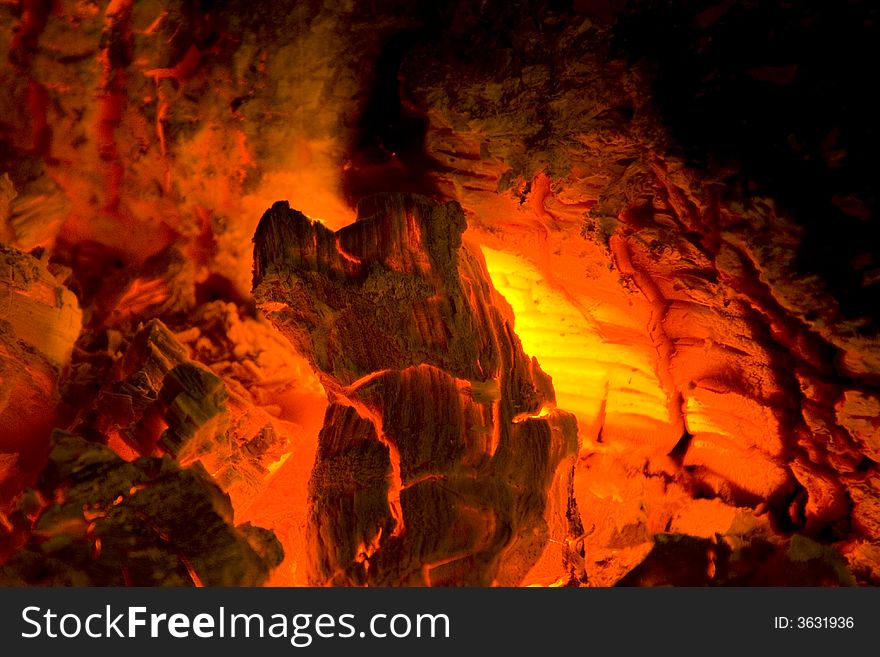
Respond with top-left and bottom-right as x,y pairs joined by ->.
480,245 -> 677,449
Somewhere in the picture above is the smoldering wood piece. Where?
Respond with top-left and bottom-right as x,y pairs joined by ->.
86,319 -> 288,504
615,533 -> 855,586
0,244 -> 82,367
0,245 -> 82,499
0,431 -> 282,586
254,195 -> 532,389
254,193 -> 581,585
158,363 -> 229,457
89,319 -> 226,456
307,403 -> 396,585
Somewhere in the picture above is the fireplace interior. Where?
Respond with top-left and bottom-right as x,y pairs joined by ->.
1,0 -> 878,587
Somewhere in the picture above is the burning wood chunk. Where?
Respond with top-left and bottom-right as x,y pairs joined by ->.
0,431 -> 281,586
616,532 -> 854,587
254,194 -> 581,585
0,245 -> 82,498
81,318 -> 290,506
158,363 -> 228,456
0,245 -> 81,369
836,391 -> 880,463
307,403 -> 395,585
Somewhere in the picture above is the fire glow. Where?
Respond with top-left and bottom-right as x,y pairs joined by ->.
1,0 -> 878,588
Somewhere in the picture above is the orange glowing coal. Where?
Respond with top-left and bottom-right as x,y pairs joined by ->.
481,245 -> 674,446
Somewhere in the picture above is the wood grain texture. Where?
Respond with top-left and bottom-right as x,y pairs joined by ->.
254,194 -> 580,585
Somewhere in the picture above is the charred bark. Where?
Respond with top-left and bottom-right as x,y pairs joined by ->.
254,194 -> 580,585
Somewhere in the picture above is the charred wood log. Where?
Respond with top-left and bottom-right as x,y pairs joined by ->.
0,431 -> 282,586
254,193 -> 581,585
0,245 -> 81,500
78,318 -> 291,506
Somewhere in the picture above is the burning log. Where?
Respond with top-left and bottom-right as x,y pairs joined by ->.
254,194 -> 581,585
76,317 -> 293,507
0,431 -> 281,586
0,245 -> 81,500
